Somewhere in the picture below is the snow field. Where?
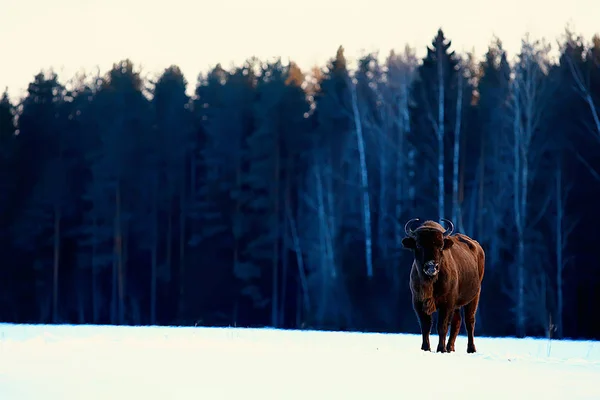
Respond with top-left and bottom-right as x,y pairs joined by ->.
0,323 -> 599,399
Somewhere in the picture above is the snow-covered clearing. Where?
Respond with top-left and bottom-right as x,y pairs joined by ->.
0,323 -> 599,399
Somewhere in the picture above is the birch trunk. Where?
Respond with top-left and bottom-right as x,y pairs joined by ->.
553,154 -> 575,339
477,132 -> 485,239
566,53 -> 600,137
315,163 -> 334,323
437,44 -> 445,220
555,160 -> 563,338
513,79 -> 525,337
452,70 -> 463,227
395,80 -> 410,249
287,201 -> 310,315
378,124 -> 388,259
349,78 -> 373,278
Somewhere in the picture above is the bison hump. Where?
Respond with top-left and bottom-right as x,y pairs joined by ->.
457,234 -> 476,251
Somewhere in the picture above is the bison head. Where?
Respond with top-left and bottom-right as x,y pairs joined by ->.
401,218 -> 455,277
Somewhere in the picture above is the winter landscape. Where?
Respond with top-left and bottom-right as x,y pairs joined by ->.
2,1 -> 600,398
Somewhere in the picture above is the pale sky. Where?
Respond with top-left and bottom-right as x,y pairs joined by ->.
0,0 -> 598,100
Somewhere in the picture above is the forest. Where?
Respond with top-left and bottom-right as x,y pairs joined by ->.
1,28 -> 599,340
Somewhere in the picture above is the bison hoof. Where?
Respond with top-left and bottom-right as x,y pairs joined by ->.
467,344 -> 477,353
436,344 -> 447,353
446,344 -> 455,352
421,343 -> 431,351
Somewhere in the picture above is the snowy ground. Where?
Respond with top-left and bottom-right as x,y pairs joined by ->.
0,324 -> 599,400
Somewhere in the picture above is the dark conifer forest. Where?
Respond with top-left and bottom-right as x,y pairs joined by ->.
1,29 -> 600,340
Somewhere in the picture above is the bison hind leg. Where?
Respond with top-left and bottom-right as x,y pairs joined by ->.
464,290 -> 481,353
446,309 -> 462,352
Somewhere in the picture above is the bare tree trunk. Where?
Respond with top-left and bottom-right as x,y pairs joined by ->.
437,44 -> 446,220
395,80 -> 410,249
150,179 -> 158,325
165,202 -> 173,303
115,183 -> 124,325
111,192 -> 117,324
555,160 -> 563,338
123,224 -> 129,316
52,206 -> 61,323
182,153 -> 196,320
232,151 -> 242,317
513,80 -> 525,337
466,172 -> 478,237
477,133 -> 485,239
190,153 -> 197,200
315,163 -> 334,323
552,154 -> 577,339
349,78 -> 373,278
271,141 -> 280,328
178,171 -> 186,320
287,202 -> 309,316
452,69 -> 463,227
566,53 -> 600,137
280,228 -> 288,327
280,164 -> 293,326
296,281 -> 302,328
76,276 -> 85,323
325,164 -> 336,278
91,214 -> 99,323
512,38 -> 551,337
394,118 -> 405,250
111,249 -> 117,323
378,127 -> 388,259
519,122 -> 529,338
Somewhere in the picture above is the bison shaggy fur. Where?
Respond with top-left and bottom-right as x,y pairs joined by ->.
401,219 -> 485,353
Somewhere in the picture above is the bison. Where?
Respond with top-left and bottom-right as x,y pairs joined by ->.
401,218 -> 485,353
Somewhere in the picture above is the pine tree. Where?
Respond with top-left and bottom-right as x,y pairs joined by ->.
243,59 -> 312,326
409,29 -> 460,221
84,60 -> 151,324
149,65 -> 194,323
11,72 -> 69,322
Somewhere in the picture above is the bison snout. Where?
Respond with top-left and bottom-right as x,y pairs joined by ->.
423,261 -> 439,276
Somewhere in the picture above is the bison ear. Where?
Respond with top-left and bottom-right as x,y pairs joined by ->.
443,238 -> 454,250
401,237 -> 416,249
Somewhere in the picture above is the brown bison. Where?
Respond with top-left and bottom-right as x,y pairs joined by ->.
401,218 -> 485,353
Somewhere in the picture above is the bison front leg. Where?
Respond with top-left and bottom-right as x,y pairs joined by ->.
414,301 -> 433,351
436,307 -> 452,353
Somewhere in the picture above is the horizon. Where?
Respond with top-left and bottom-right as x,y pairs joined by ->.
1,0 -> 599,101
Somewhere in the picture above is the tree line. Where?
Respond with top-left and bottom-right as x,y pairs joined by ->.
1,28 -> 599,340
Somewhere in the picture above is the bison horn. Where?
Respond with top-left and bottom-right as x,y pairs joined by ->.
440,218 -> 454,237
404,218 -> 420,237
